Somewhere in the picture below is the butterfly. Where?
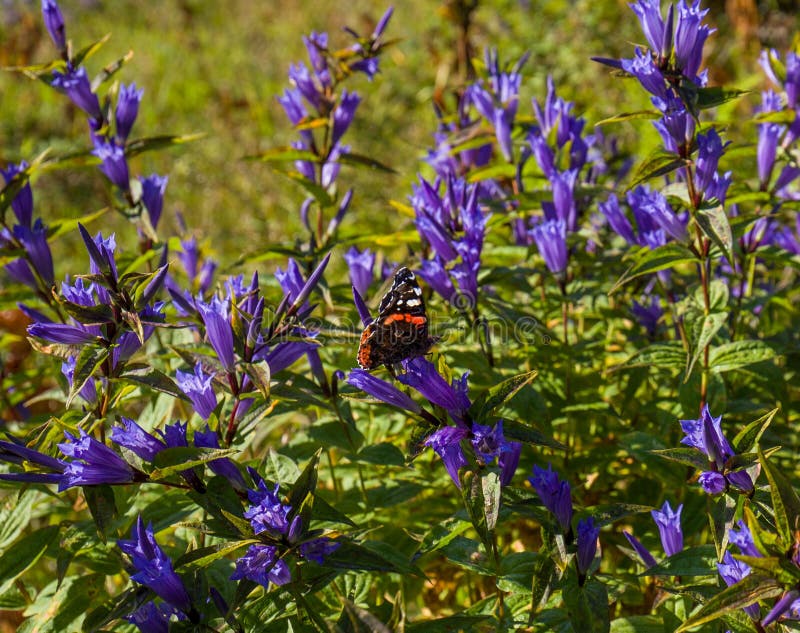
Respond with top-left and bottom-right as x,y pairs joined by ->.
357,267 -> 437,370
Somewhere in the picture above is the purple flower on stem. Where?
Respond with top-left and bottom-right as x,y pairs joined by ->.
0,438 -> 65,485
717,551 -> 760,619
244,478 -> 294,538
398,357 -> 470,423
41,0 -> 66,51
729,520 -> 761,558
347,369 -> 421,413
599,194 -> 636,245
652,94 -> 695,153
117,516 -> 193,614
529,218 -> 568,274
197,296 -> 235,372
13,219 -> 54,286
576,517 -> 600,575
694,128 -> 728,195
116,83 -> 143,141
299,537 -> 340,564
1,161 -> 33,227
92,139 -> 130,191
763,590 -> 800,627
331,90 -> 361,147
697,471 -> 726,495
623,531 -> 658,568
231,544 -> 291,587
344,246 -> 375,298
140,174 -> 168,229
630,0 -> 671,58
674,0 -> 714,80
51,66 -> 102,121
28,321 -> 97,344
651,501 -> 683,556
111,417 -> 166,462
417,256 -> 457,305
529,464 -> 573,533
470,421 -> 522,485
126,601 -> 183,633
58,429 -> 135,491
175,363 -> 217,420
424,426 -> 469,486
621,48 -> 667,99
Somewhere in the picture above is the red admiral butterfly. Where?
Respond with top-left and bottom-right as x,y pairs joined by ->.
357,267 -> 437,369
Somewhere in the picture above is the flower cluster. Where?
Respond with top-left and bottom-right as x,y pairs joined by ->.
679,405 -> 755,494
529,465 -> 600,578
411,175 -> 490,310
348,357 -> 521,488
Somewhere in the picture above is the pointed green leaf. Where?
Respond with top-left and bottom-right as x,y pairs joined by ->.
150,446 -> 239,480
0,525 -> 60,594
685,311 -> 727,380
595,110 -> 660,126
630,150 -> 688,188
610,244 -> 698,294
709,340 -> 775,372
641,544 -> 718,576
759,446 -> 800,545
468,370 -> 537,423
84,485 -> 117,541
695,86 -> 750,110
125,133 -> 205,158
614,342 -> 687,371
118,364 -> 189,400
695,202 -> 733,264
243,359 -> 271,400
732,407 -> 779,453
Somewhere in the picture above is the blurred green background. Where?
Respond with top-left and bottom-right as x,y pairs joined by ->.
0,0 -> 795,272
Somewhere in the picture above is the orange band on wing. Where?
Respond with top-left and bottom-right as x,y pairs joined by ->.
381,313 -> 427,325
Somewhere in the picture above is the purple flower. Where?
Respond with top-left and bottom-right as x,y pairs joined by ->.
1,161 -> 33,227
680,405 -> 754,492
424,426 -> 469,486
197,295 -> 235,372
175,363 -> 217,420
13,219 -> 54,286
194,426 -> 246,490
698,470 -> 726,494
763,590 -> 800,627
51,66 -> 102,121
694,128 -> 728,195
622,48 -> 667,98
28,321 -> 97,344
631,295 -> 662,337
41,0 -> 66,50
729,520 -> 761,558
529,218 -> 567,274
78,225 -> 119,283
140,174 -> 168,229
652,94 -> 695,152
717,551 -> 759,619
331,90 -> 361,147
398,357 -> 470,423
627,185 -> 686,243
0,437 -> 65,485
529,464 -> 573,533
623,531 -> 658,568
92,139 -> 130,191
299,537 -> 340,564
674,0 -> 714,80
470,421 -> 521,485
347,369 -> 421,413
61,356 -> 97,404
231,544 -> 291,587
651,501 -> 683,556
303,31 -> 331,88
117,516 -> 193,614
116,83 -> 143,141
244,479 -> 293,537
344,246 -> 375,298
58,429 -> 135,491
126,601 -> 183,633
352,285 -> 372,327
576,517 -> 600,575
417,256 -> 457,304
111,417 -> 166,462
630,0 -> 670,58
600,194 -> 636,244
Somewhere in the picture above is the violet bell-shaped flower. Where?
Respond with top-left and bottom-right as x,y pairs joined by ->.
58,429 -> 136,491
529,464 -> 573,533
651,500 -> 683,556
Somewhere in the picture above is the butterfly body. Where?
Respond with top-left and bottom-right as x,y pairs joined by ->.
357,267 -> 436,369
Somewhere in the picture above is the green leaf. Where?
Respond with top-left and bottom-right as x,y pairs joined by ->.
175,539 -> 257,569
641,544 -> 718,577
595,110 -> 660,126
243,359 -> 271,400
614,342 -> 686,371
460,470 -> 500,553
48,206 -> 109,240
339,151 -> 397,173
685,311 -> 727,380
610,616 -> 664,633
562,573 -> 610,633
759,446 -> 800,545
357,442 -> 406,466
629,150 -> 688,188
125,133 -> 205,158
72,33 -> 111,67
91,50 -> 134,90
280,170 -> 334,207
675,574 -> 780,632
709,340 -> 775,373
245,146 -> 319,163
695,202 -> 734,264
732,407 -> 779,453
468,370 -> 537,423
324,540 -> 420,575
150,446 -> 239,480
610,244 -> 698,294
467,163 -> 519,182
84,485 -> 117,541
118,364 -> 190,400
530,551 -> 556,613
418,518 -> 472,556
286,449 -> 320,515
0,492 -> 37,552
67,345 -> 108,407
0,525 -> 60,594
58,297 -> 114,324
651,447 -> 710,470
502,419 -> 566,450
695,86 -> 750,110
